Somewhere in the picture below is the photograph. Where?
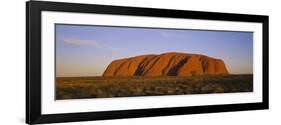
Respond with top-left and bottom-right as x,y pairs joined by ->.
55,24 -> 253,100
26,1 -> 269,124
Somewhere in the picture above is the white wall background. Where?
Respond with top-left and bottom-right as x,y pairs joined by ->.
0,0 -> 279,124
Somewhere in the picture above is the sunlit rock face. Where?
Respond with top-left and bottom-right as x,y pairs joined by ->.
103,52 -> 229,77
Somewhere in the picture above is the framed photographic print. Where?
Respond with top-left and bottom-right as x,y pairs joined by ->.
26,1 -> 269,124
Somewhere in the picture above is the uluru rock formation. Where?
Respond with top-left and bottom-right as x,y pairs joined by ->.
103,52 -> 229,77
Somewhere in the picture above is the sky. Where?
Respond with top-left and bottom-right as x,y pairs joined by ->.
56,24 -> 253,77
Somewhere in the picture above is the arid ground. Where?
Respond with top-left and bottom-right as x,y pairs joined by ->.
56,74 -> 253,100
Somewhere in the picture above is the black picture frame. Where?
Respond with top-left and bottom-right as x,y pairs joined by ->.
26,1 -> 269,124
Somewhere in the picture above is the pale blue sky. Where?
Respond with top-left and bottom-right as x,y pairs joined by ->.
56,24 -> 253,77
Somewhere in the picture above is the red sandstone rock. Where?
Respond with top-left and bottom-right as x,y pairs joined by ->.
103,52 -> 229,77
